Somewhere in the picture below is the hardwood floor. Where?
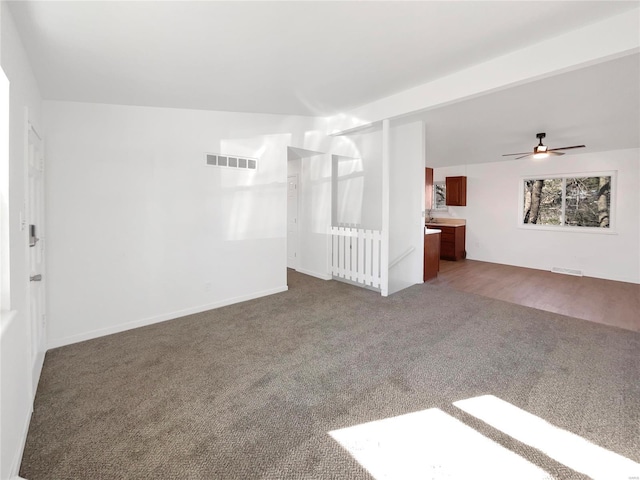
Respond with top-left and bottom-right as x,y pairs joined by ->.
428,259 -> 640,332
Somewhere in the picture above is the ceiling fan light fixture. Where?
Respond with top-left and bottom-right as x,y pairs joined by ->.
502,132 -> 585,160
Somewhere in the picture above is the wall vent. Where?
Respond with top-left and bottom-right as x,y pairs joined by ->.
551,267 -> 583,277
205,153 -> 257,170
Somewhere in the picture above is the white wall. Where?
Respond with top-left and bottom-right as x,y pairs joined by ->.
388,121 -> 425,294
332,130 -> 383,231
434,148 -> 640,283
0,3 -> 44,478
44,101 -> 324,347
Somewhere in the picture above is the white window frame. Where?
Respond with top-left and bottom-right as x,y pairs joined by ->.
518,170 -> 617,234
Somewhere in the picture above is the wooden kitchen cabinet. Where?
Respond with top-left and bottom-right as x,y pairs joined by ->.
424,231 -> 440,281
431,225 -> 466,261
445,176 -> 467,206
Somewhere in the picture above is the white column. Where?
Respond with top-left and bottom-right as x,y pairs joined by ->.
380,119 -> 390,296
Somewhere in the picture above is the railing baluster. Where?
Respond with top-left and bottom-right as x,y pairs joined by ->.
330,227 -> 382,289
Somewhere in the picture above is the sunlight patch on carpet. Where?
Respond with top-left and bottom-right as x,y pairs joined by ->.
329,407 -> 550,480
454,395 -> 640,480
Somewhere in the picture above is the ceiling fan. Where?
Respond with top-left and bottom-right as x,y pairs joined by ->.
503,133 -> 585,160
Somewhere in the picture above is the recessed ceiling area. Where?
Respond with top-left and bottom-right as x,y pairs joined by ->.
419,53 -> 640,167
7,0 -> 639,117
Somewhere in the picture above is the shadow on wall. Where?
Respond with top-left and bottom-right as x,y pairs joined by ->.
336,156 -> 364,227
214,134 -> 292,241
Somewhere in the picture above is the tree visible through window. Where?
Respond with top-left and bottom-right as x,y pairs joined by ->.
523,176 -> 611,228
433,182 -> 446,210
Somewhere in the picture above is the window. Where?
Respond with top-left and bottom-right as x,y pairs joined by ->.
433,181 -> 446,210
522,174 -> 612,229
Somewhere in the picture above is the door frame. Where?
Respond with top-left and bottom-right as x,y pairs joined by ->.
24,109 -> 46,392
287,173 -> 299,270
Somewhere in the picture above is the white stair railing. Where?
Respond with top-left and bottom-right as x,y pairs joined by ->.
389,246 -> 416,269
330,226 -> 382,288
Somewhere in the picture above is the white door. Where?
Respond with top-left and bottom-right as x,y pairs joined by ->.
287,175 -> 298,269
27,123 -> 46,378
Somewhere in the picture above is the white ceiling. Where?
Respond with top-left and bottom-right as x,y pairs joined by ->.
7,1 -> 639,117
6,1 -> 639,168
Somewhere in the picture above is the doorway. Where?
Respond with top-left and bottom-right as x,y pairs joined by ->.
286,146 -> 330,281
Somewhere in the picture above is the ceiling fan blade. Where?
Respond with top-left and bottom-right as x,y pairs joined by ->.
502,152 -> 532,156
515,154 -> 532,160
547,145 -> 585,152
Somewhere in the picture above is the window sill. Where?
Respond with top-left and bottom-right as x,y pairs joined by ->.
518,224 -> 617,235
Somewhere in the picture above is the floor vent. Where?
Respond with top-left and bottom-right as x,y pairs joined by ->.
551,267 -> 583,277
205,153 -> 258,170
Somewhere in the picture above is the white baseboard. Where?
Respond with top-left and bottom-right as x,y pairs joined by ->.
32,349 -> 45,399
1,310 -> 33,479
47,285 -> 288,349
296,268 -> 332,281
466,255 -> 640,285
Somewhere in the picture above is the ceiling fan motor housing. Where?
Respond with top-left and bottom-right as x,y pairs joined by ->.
535,132 -> 547,153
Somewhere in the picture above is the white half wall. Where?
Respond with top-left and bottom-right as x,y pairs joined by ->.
433,148 -> 640,283
44,101 -> 323,347
388,121 -> 425,295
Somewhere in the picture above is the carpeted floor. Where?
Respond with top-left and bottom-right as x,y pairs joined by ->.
20,271 -> 640,479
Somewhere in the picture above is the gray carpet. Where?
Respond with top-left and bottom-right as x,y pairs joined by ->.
20,270 -> 640,479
